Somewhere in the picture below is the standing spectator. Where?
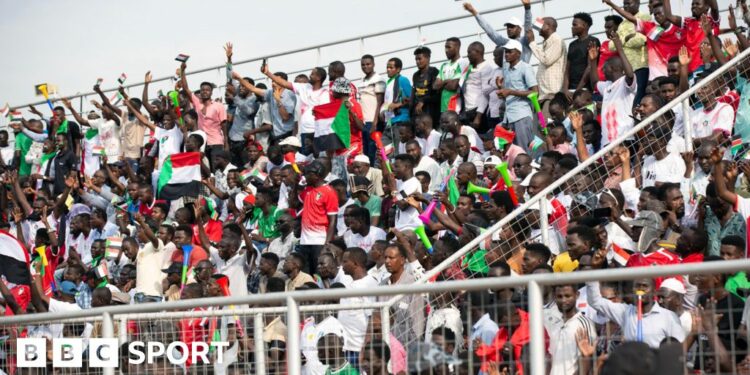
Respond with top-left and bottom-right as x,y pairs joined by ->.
294,161 -> 338,275
589,30 -> 637,146
608,0 -> 650,105
339,247 -> 380,366
180,61 -> 228,163
359,54 -> 386,164
498,39 -> 539,153
233,69 -> 297,144
224,43 -> 260,166
663,0 -> 719,73
410,47 -> 440,125
528,17 -> 567,99
564,12 -> 600,92
265,212 -> 296,269
486,47 -> 506,127
464,0 -> 533,62
343,206 -> 386,253
283,252 -> 314,291
544,284 -> 597,375
379,242 -> 424,346
380,58 -> 412,130
435,37 -> 469,113
462,41 -> 494,132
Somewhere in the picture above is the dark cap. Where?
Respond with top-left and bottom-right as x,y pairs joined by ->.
162,262 -> 182,274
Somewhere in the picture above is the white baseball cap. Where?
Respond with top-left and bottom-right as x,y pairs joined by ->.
353,154 -> 370,165
504,17 -> 523,27
503,39 -> 523,52
660,278 -> 686,295
279,136 -> 302,148
484,155 -> 502,167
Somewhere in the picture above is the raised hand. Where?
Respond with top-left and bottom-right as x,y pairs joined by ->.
261,63 -> 270,75
526,28 -> 535,43
700,14 -> 712,36
224,42 -> 233,60
145,71 -> 153,84
569,111 -> 583,131
730,5 -> 739,30
678,46 -> 691,66
180,62 -> 187,73
616,145 -> 631,164
118,86 -> 128,99
724,38 -> 739,58
575,328 -> 595,358
61,97 -> 73,109
520,0 -> 530,6
28,105 -> 42,116
231,71 -> 242,81
587,40 -> 599,61
463,2 -> 478,16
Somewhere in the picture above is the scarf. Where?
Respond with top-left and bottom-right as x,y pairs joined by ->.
57,119 -> 69,135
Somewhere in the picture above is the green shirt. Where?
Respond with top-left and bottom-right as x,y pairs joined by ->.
354,195 -> 382,219
326,362 -> 359,375
14,132 -> 33,176
461,249 -> 489,274
438,59 -> 466,112
250,206 -> 281,240
726,272 -> 750,301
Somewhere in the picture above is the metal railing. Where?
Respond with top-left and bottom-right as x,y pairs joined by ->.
1,260 -> 749,374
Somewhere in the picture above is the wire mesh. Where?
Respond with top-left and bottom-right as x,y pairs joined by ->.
379,27 -> 750,372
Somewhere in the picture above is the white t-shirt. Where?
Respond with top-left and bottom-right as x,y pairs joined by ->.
424,129 -> 442,158
460,126 -> 485,153
89,118 -> 122,159
343,226 -> 387,253
0,145 -> 13,166
597,76 -> 637,146
81,131 -> 102,178
135,239 -> 165,297
155,126 -> 184,169
48,298 -> 83,338
395,177 -> 422,231
338,275 -> 380,352
415,156 -> 442,192
293,83 -> 330,134
358,73 -> 387,123
641,152 -> 686,188
691,102 -> 734,139
337,199 -> 355,236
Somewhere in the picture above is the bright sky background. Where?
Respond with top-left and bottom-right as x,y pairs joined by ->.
0,0 -> 730,120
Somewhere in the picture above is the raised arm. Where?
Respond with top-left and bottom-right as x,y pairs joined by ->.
701,14 -> 727,65
262,64 -> 294,91
588,41 -> 600,88
94,85 -> 123,117
179,62 -> 193,101
712,149 -> 739,206
141,71 -> 159,117
231,71 -> 267,97
610,31 -> 634,84
730,6 -> 750,52
61,97 -> 88,126
678,46 -> 691,93
602,0 -> 639,24
463,2 -> 509,47
662,0 -> 683,27
134,213 -> 159,249
121,89 -> 156,132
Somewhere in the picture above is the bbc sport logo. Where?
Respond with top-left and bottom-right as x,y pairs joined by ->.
17,338 -> 230,368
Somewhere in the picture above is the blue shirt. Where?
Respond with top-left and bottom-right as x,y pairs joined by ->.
502,61 -> 537,123
388,75 -> 412,125
229,89 -> 259,142
264,89 -> 297,137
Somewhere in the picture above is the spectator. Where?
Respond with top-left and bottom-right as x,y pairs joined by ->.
528,17 -> 567,99
564,12 -> 600,92
498,39 -> 539,153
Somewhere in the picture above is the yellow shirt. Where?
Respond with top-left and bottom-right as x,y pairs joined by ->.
608,11 -> 651,71
552,251 -> 579,273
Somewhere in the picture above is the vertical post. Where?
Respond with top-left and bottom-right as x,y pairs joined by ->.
528,281 -> 545,375
118,317 -> 127,344
380,305 -> 391,342
286,297 -> 301,375
254,312 -> 266,375
316,47 -> 322,68
682,98 -> 692,152
538,199 -> 549,247
79,96 -> 84,115
359,37 -> 365,58
102,312 -> 115,375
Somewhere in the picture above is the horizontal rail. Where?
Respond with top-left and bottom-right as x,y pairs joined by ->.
1,259 -> 748,325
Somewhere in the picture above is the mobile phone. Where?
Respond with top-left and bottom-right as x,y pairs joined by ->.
261,58 -> 267,70
593,207 -> 612,219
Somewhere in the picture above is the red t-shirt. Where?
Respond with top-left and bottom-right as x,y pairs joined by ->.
192,220 -> 222,245
682,16 -> 720,73
597,40 -> 619,82
638,20 -> 683,77
178,307 -> 208,368
299,185 -> 339,245
170,245 -> 209,268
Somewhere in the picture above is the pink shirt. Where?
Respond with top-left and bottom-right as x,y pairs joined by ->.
190,94 -> 227,146
389,333 -> 407,375
553,142 -> 573,155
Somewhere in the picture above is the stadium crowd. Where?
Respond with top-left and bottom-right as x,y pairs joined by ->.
3,0 -> 750,374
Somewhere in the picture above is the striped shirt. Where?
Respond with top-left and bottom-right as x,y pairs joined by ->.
544,308 -> 597,375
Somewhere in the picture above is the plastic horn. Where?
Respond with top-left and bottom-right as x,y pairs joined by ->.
418,201 -> 437,225
414,224 -> 433,254
636,290 -> 644,342
168,91 -> 184,125
467,181 -> 492,195
180,244 -> 193,291
496,162 -> 519,206
215,275 -> 245,333
38,84 -> 54,111
284,152 -> 300,174
527,92 -> 547,135
370,131 -> 392,173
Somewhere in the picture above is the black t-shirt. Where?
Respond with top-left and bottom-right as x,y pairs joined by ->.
696,292 -> 747,367
411,67 -> 440,123
51,149 -> 77,195
567,36 -> 600,91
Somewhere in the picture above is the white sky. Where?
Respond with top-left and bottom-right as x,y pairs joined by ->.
0,0 -> 729,119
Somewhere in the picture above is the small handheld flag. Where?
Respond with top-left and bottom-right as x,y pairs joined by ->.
168,91 -> 184,125
117,73 -> 127,85
731,137 -> 743,156
9,111 -> 23,122
529,136 -> 545,152
175,54 -> 190,63
0,103 -> 9,118
95,78 -> 103,86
